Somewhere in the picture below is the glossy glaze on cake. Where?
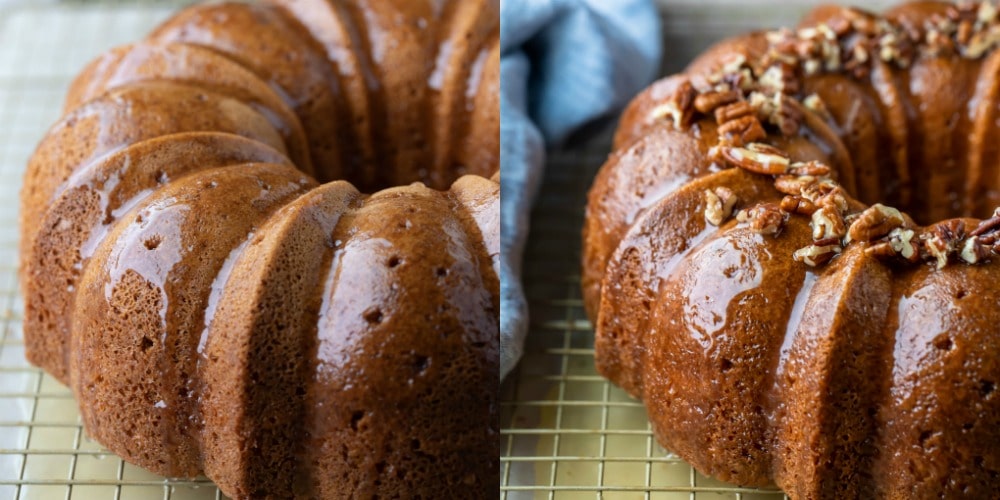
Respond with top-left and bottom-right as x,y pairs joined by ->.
20,1 -> 499,498
584,1 -> 1000,498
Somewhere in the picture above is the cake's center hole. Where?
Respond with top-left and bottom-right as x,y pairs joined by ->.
849,162 -> 993,227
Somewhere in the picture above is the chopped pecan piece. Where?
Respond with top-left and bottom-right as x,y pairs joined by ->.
887,227 -> 919,263
811,204 -> 847,240
962,25 -> 1000,58
703,187 -> 739,226
800,179 -> 842,205
650,80 -> 697,128
922,219 -> 966,269
773,94 -> 804,135
737,202 -> 786,235
960,237 -> 993,264
758,63 -> 799,94
793,243 -> 842,266
818,190 -> 849,213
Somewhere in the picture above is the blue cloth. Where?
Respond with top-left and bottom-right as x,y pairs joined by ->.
500,0 -> 662,379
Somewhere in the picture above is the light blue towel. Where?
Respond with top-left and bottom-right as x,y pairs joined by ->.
500,0 -> 662,379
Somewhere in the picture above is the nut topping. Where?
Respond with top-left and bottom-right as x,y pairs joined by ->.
847,204 -> 905,242
971,213 -> 1000,236
694,89 -> 741,114
923,219 -> 967,269
737,203 -> 786,235
793,244 -> 842,267
960,237 -> 992,264
651,80 -> 697,128
811,204 -> 847,240
774,175 -> 817,195
704,187 -> 739,226
719,143 -> 790,174
888,227 -> 919,262
715,101 -> 755,124
780,195 -> 818,215
788,160 -> 832,177
718,115 -> 767,146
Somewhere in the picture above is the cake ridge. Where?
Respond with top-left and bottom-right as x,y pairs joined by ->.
25,132 -> 292,384
272,0 -> 383,189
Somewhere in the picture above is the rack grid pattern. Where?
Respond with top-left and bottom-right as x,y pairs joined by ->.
0,2 -> 221,499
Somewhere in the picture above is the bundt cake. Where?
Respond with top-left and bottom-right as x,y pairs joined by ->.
584,1 -> 1000,498
19,1 -> 499,498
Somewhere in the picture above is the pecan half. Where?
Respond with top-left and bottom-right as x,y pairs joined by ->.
715,101 -> 755,124
811,204 -> 847,240
718,115 -> 766,146
780,195 -> 818,215
774,175 -> 817,195
971,214 -> 1000,237
847,203 -> 905,242
719,143 -> 790,174
788,160 -> 832,177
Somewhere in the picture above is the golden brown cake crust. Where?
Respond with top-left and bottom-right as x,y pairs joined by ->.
19,0 -> 499,498
585,1 -> 1000,498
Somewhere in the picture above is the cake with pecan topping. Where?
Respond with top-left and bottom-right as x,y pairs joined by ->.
584,1 -> 1000,497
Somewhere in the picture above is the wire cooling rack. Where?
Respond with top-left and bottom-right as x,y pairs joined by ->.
0,2 -> 227,499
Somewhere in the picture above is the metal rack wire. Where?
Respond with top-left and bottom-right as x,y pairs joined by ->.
0,2 -> 222,499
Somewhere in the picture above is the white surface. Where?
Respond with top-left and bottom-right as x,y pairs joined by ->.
0,3 -> 226,499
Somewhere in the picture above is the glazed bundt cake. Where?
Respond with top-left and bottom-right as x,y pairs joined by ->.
20,1 -> 499,498
584,1 -> 1000,498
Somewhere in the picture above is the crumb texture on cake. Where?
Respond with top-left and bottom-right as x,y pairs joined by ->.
584,1 -> 1000,498
19,1 -> 500,498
